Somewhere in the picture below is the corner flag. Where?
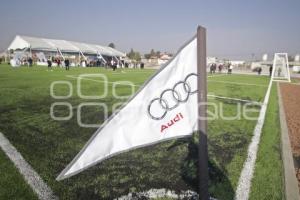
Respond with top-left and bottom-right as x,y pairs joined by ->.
57,27 -> 208,196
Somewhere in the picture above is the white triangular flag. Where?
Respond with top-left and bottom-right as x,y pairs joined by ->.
57,36 -> 198,180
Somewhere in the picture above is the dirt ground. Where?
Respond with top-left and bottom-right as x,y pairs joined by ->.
280,81 -> 300,186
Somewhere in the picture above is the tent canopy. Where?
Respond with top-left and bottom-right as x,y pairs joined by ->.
8,35 -> 125,57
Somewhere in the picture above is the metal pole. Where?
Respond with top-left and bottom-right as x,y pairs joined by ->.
57,48 -> 65,61
79,51 -> 81,66
197,25 -> 209,200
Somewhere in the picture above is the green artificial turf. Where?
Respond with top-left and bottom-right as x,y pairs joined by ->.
249,83 -> 284,200
0,64 -> 283,199
0,148 -> 38,199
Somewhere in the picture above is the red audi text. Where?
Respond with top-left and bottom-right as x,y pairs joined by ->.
160,113 -> 184,133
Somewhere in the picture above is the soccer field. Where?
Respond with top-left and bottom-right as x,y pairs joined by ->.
0,64 -> 283,199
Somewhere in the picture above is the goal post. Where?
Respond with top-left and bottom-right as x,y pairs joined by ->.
271,53 -> 291,82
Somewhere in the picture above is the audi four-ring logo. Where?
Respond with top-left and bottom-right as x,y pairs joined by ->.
147,73 -> 198,120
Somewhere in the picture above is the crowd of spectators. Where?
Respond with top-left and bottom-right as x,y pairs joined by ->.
209,62 -> 233,74
6,52 -> 146,70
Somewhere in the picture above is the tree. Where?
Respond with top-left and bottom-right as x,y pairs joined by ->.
156,51 -> 161,57
144,53 -> 151,59
135,52 -> 141,62
127,48 -> 135,59
108,43 -> 115,49
145,49 -> 158,59
127,48 -> 141,61
150,49 -> 156,57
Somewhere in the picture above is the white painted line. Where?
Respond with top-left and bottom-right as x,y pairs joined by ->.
0,132 -> 57,200
115,188 -> 198,200
231,71 -> 269,76
66,75 -> 140,87
207,71 -> 269,76
208,80 -> 267,87
207,74 -> 227,78
68,74 -> 267,89
207,94 -> 262,105
110,71 -> 154,74
67,75 -> 263,106
235,79 -> 273,200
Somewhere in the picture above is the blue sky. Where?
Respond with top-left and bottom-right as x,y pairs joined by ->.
0,0 -> 299,59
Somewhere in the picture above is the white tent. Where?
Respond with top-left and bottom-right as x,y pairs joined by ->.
7,35 -> 125,57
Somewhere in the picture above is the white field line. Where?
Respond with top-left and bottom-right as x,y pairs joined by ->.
66,75 -> 141,87
68,74 -> 266,88
111,71 -> 154,74
233,72 -> 269,76
207,94 -> 262,105
0,132 -> 57,200
116,188 -> 198,200
230,71 -> 269,76
66,75 -> 263,105
208,80 -> 267,87
207,71 -> 269,76
68,70 -> 154,75
207,74 -> 228,78
235,79 -> 273,200
68,72 -> 225,81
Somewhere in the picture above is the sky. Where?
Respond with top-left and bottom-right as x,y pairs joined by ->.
0,0 -> 299,60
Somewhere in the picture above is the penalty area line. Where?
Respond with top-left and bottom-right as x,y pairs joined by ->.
0,132 -> 57,200
66,75 -> 263,105
207,74 -> 227,78
208,80 -> 268,87
235,78 -> 273,200
207,94 -> 262,105
66,75 -> 141,87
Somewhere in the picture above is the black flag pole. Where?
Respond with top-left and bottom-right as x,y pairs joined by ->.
197,26 -> 209,200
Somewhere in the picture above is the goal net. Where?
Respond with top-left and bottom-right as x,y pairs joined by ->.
271,53 -> 290,82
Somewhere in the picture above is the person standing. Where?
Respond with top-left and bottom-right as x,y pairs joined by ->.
277,67 -> 282,77
209,63 -> 213,74
65,59 -> 70,70
269,65 -> 273,77
47,58 -> 52,70
257,67 -> 262,75
218,63 -> 223,73
113,62 -> 117,71
111,59 -> 117,71
228,63 -> 233,74
96,59 -> 101,67
28,57 -> 33,67
213,63 -> 217,73
110,59 -> 114,68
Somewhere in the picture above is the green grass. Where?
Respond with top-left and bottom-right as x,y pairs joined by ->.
249,83 -> 284,200
0,148 -> 38,200
0,64 -> 283,199
208,74 -> 269,102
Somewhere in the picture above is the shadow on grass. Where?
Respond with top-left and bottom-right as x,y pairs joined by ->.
0,96 -> 236,200
174,133 -> 235,200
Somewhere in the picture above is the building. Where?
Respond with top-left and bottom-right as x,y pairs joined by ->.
207,57 -> 218,65
7,35 -> 126,67
141,53 -> 172,68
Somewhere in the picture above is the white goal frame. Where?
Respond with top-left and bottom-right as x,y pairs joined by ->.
271,53 -> 291,82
